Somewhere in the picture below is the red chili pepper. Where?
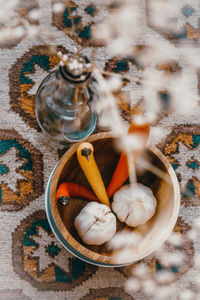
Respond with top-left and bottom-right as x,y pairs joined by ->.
107,118 -> 150,198
56,182 -> 99,205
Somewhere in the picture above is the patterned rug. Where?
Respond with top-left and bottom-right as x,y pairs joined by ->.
0,1 -> 200,299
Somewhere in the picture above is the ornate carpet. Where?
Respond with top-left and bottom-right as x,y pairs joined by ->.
0,1 -> 200,299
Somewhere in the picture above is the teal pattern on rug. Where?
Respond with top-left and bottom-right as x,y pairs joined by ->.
192,135 -> 200,148
20,56 -> 50,84
0,139 -> 33,171
63,6 -> 92,40
23,217 -> 87,283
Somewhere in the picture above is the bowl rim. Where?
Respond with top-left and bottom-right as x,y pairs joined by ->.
46,132 -> 180,266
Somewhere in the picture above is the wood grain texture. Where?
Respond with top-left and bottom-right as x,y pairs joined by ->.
49,132 -> 180,265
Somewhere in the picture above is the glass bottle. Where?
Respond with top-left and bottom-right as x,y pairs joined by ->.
35,53 -> 97,145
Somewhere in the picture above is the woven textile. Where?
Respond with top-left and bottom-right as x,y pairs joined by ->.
0,1 -> 200,299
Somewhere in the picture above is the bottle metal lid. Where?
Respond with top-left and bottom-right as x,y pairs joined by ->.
60,54 -> 91,84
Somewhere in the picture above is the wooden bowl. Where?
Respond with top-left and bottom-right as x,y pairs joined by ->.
45,132 -> 180,267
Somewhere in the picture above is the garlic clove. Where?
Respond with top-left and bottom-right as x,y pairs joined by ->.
74,209 -> 96,236
112,198 -> 130,223
126,205 -> 146,227
82,212 -> 116,245
74,202 -> 116,245
112,184 -> 157,227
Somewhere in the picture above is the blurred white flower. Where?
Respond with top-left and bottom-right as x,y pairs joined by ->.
120,134 -> 145,153
193,217 -> 200,230
107,76 -> 122,92
112,247 -> 138,264
28,9 -> 39,21
52,2 -> 65,13
94,0 -> 144,56
134,263 -> 151,279
155,269 -> 175,284
133,114 -> 146,125
160,251 -> 185,266
139,36 -> 178,66
0,0 -> 19,23
148,126 -> 166,145
93,69 -> 127,135
25,24 -> 39,38
155,285 -> 176,299
186,229 -> 198,240
192,275 -> 200,286
179,44 -> 200,70
167,70 -> 199,115
125,277 -> 141,293
142,63 -> 199,120
141,66 -> 164,121
148,0 -> 184,33
167,232 -> 183,247
178,289 -> 195,300
95,75 -> 122,95
194,254 -> 200,267
108,230 -> 143,250
0,26 -> 25,44
142,279 -> 157,295
95,100 -> 126,135
108,37 -> 133,56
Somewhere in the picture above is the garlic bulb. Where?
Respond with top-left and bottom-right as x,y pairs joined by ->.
74,202 -> 117,245
112,184 -> 157,227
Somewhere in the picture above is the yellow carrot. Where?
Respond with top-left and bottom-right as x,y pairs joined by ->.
77,142 -> 110,207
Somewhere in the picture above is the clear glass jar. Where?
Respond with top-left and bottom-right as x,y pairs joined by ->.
35,54 -> 97,145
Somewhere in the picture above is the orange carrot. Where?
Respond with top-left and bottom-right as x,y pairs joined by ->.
107,117 -> 150,198
128,118 -> 150,138
56,182 -> 98,205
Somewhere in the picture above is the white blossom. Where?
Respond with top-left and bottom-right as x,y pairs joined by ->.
112,247 -> 139,264
148,0 -> 184,33
178,289 -> 195,300
167,232 -> 183,247
119,134 -> 145,153
28,9 -> 39,21
134,263 -> 151,279
125,277 -> 141,293
57,51 -> 63,58
167,71 -> 199,115
52,2 -> 65,13
193,217 -> 200,230
148,126 -> 166,145
160,251 -> 185,266
186,229 -> 198,240
0,26 -> 25,44
141,66 -> 164,121
154,285 -> 176,300
133,114 -> 147,125
139,36 -> 178,66
179,44 -> 200,70
155,270 -> 175,284
94,0 -> 144,56
108,230 -> 143,250
192,275 -> 200,287
0,0 -> 19,23
142,279 -> 157,295
95,76 -> 122,95
194,254 -> 200,267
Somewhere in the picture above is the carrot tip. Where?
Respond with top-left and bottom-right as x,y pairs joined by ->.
58,196 -> 69,206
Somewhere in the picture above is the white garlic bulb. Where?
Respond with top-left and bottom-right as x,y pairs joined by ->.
112,184 -> 157,227
74,202 -> 117,245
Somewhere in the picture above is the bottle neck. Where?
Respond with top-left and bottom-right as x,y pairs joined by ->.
52,69 -> 89,109
59,66 -> 91,85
